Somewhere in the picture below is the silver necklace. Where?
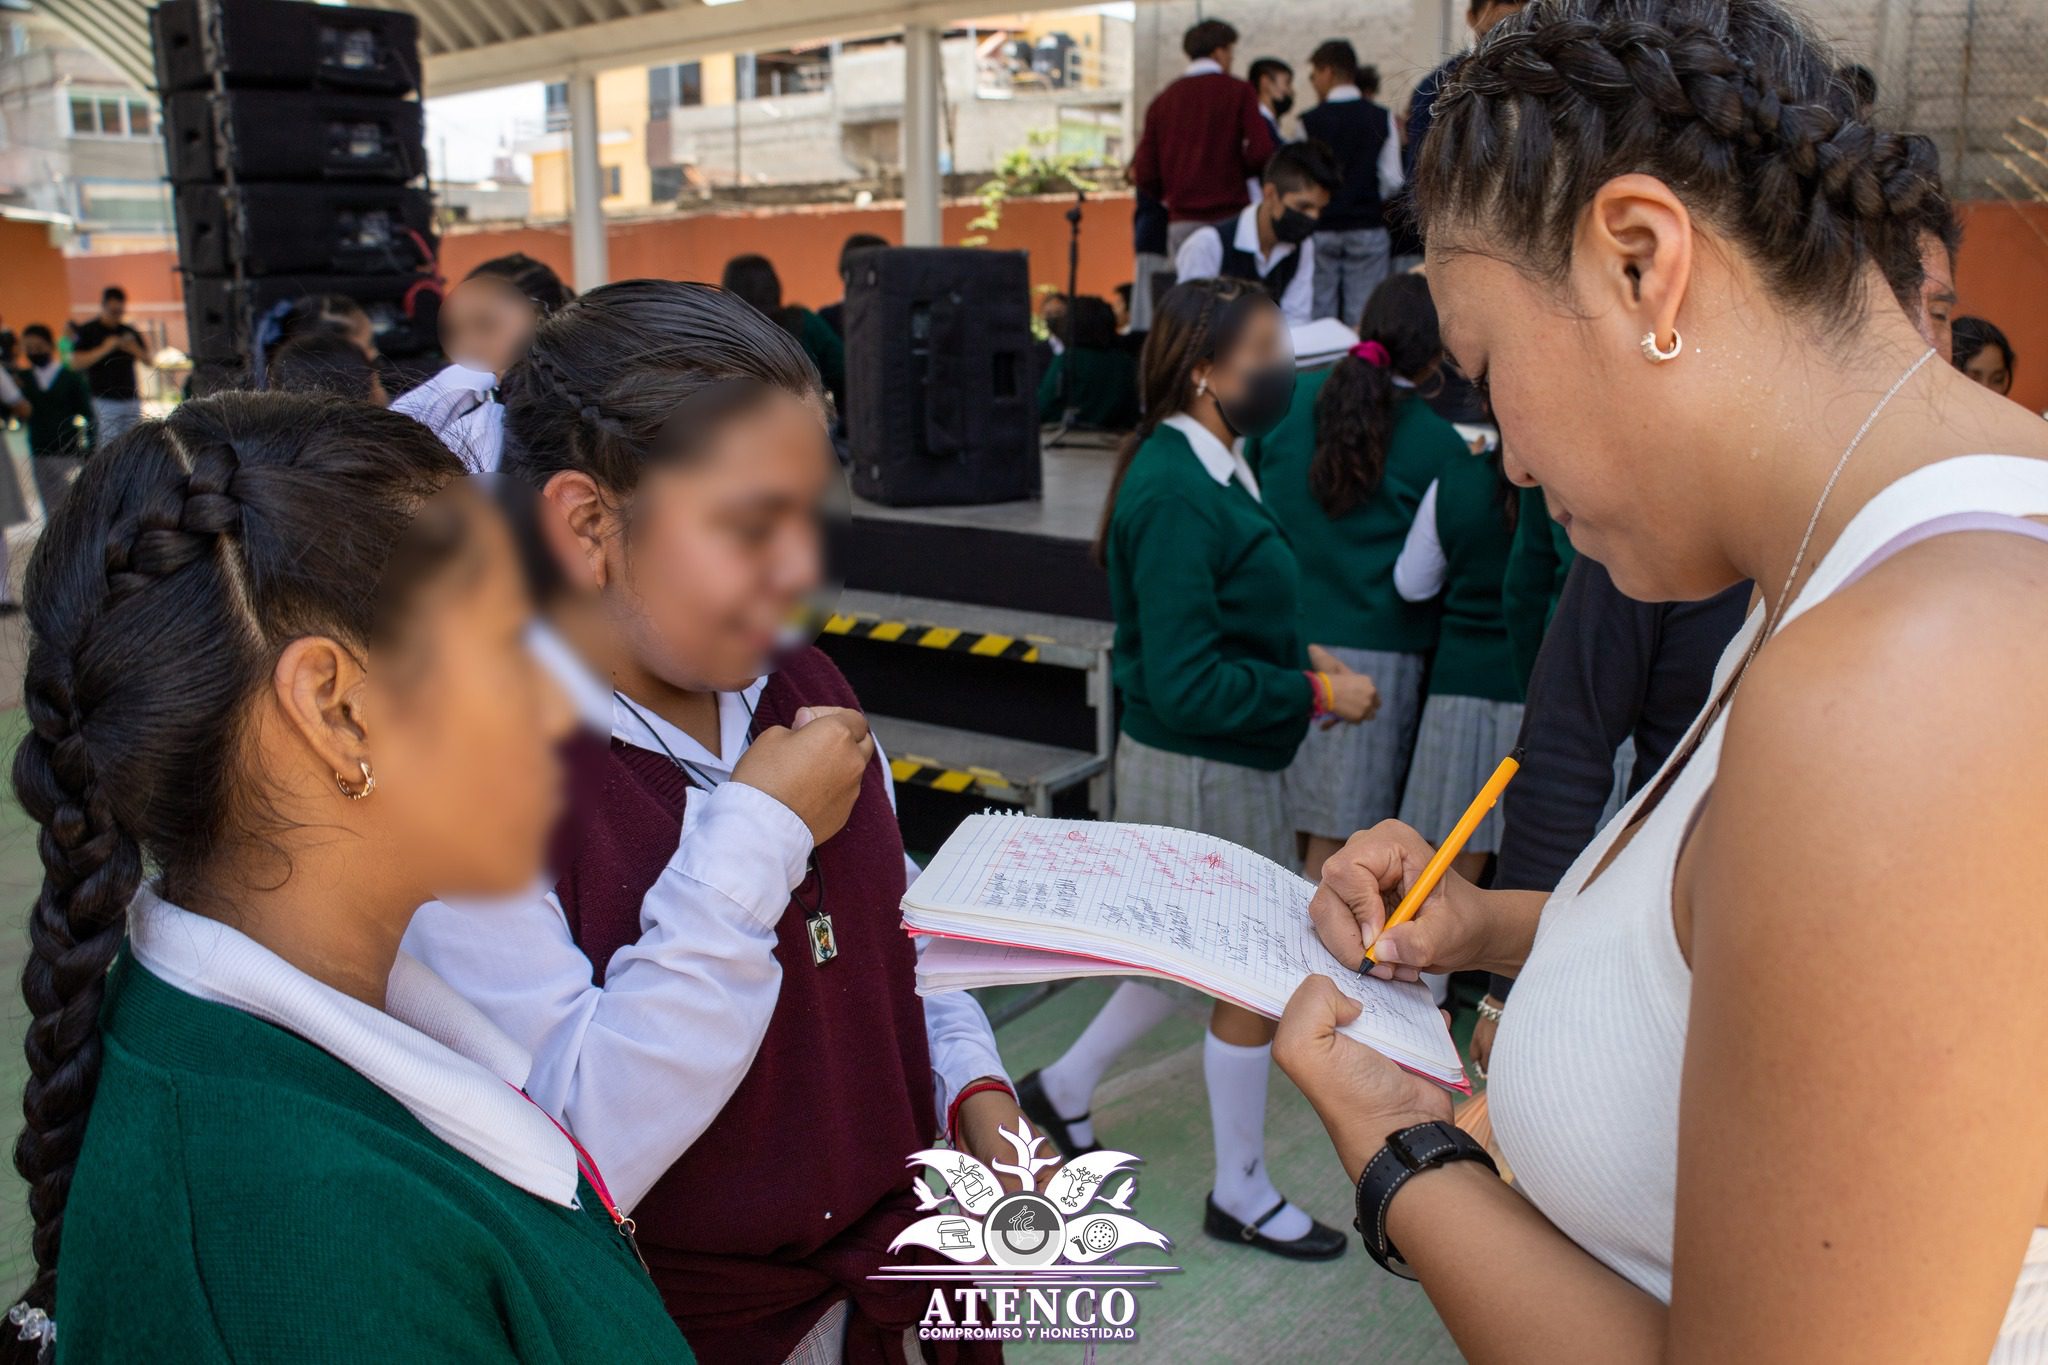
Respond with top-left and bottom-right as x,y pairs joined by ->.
1741,345 -> 1938,671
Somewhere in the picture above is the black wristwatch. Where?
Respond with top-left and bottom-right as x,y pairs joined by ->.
1353,1120 -> 1499,1279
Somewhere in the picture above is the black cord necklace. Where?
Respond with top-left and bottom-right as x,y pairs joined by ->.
612,688 -> 836,966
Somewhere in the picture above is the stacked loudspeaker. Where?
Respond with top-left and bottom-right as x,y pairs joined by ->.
151,0 -> 438,370
845,248 -> 1042,507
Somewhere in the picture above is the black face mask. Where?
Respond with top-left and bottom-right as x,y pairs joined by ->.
1272,207 -> 1317,246
1270,94 -> 1295,119
24,352 -> 51,368
1214,362 -> 1297,440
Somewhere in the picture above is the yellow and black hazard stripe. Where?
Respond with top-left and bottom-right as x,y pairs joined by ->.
818,612 -> 1046,664
889,755 -> 1020,800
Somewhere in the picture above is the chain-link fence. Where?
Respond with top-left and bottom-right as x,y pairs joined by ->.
1880,0 -> 2048,211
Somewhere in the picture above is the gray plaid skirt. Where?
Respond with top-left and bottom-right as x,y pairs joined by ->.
1395,693 -> 1526,854
1284,646 -> 1427,841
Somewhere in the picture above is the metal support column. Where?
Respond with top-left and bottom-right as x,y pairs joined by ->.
568,71 -> 609,290
902,22 -> 942,247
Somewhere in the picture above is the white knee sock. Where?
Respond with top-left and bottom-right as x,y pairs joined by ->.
1204,1031 -> 1312,1241
1038,981 -> 1176,1149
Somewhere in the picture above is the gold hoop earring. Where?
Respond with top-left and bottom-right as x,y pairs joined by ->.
1641,329 -> 1683,363
337,760 -> 376,800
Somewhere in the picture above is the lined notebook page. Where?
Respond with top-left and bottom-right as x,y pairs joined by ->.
906,814 -> 1460,1082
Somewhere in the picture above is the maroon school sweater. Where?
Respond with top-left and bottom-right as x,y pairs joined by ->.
1131,71 -> 1278,223
553,647 -> 996,1364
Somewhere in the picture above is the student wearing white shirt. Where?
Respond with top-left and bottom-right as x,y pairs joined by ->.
406,279 -> 1027,1362
1300,41 -> 1407,324
1174,141 -> 1342,329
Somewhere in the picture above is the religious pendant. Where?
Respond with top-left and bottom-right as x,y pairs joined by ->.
807,913 -> 838,966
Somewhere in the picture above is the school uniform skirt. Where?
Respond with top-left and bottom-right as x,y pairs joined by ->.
1396,693 -> 1525,854
1284,647 -> 1427,841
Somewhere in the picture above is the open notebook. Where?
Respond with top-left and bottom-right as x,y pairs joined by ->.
903,813 -> 1468,1092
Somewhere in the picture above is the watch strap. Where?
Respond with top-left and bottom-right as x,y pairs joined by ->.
1353,1120 -> 1499,1279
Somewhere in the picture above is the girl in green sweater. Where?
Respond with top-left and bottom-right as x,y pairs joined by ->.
7,395 -> 690,1362
1018,278 -> 1378,1264
1249,272 -> 1469,879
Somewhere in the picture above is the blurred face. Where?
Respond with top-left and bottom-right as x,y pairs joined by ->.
101,296 -> 126,325
604,392 -> 836,693
24,338 -> 52,367
1962,344 -> 2013,396
443,276 -> 541,376
1310,64 -> 1340,99
364,498 -> 572,898
1263,70 -> 1294,108
1264,180 -> 1331,227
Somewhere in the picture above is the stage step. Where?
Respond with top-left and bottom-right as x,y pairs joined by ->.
824,589 -> 1114,672
870,715 -> 1105,817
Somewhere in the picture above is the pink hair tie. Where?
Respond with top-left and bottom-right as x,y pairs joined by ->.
1350,339 -> 1392,368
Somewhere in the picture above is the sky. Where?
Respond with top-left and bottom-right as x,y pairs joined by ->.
420,3 -> 1137,184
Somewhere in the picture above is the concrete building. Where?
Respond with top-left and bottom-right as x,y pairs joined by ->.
0,1 -> 168,253
516,13 -> 1130,221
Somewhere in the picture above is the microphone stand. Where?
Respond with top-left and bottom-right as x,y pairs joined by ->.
1044,186 -> 1087,450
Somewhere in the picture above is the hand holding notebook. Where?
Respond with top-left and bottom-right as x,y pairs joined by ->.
902,814 -> 1469,1092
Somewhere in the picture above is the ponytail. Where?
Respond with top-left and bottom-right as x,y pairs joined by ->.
1309,273 -> 1443,519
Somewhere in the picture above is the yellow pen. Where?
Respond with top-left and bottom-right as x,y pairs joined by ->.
1361,748 -> 1523,971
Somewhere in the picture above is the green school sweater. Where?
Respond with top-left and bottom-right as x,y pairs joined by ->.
791,307 -> 846,400
1429,447 -> 1522,703
1247,373 -> 1458,655
57,955 -> 692,1363
1502,483 -> 1577,692
15,365 -> 94,458
1108,422 -> 1312,770
1038,348 -> 1139,429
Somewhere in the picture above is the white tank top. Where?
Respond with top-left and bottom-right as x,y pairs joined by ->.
1489,455 -> 2048,1359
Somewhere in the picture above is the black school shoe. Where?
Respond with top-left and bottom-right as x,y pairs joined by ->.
1203,1194 -> 1348,1261
1015,1069 -> 1099,1160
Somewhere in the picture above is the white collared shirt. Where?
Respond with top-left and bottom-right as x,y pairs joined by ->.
393,361 -> 505,473
404,646 -> 1008,1212
30,361 -> 62,391
1318,84 -> 1407,202
1183,57 -> 1224,78
1394,479 -> 1448,601
1164,412 -> 1263,502
130,887 -> 583,1207
1173,204 -> 1318,327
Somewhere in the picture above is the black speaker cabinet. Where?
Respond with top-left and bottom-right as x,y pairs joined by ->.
164,90 -> 425,185
152,0 -> 421,96
845,248 -> 1042,508
174,183 -> 434,276
184,272 -> 440,363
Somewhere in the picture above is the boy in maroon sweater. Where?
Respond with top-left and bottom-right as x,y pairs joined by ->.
1131,19 -> 1278,256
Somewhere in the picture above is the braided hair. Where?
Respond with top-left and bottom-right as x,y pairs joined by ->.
7,394 -> 461,1342
1092,277 -> 1273,565
1413,0 -> 1943,321
499,278 -> 823,500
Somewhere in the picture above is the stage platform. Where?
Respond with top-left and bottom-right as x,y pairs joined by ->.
840,435 -> 1118,621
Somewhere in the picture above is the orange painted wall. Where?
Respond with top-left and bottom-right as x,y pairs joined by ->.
0,219 -> 76,338
56,197 -> 2047,415
1954,201 -> 2048,414
438,192 -> 1139,310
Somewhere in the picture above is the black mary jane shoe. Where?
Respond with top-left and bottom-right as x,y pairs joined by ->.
1203,1194 -> 1348,1261
1015,1069 -> 1099,1160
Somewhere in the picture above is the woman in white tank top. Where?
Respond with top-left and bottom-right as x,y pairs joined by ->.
1268,2 -> 2048,1362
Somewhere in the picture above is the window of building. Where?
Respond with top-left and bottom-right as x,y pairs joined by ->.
648,62 -> 703,110
543,81 -> 569,132
70,97 -> 96,134
68,94 -> 158,138
603,164 -> 622,196
97,98 -> 125,134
